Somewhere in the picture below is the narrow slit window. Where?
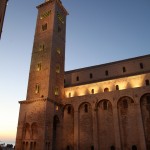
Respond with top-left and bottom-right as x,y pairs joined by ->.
37,63 -> 42,71
90,73 -> 93,79
91,89 -> 94,94
123,67 -> 126,73
56,48 -> 61,54
105,70 -> 109,76
35,84 -> 40,94
76,76 -> 79,81
56,64 -> 60,73
39,44 -> 45,51
54,87 -> 59,96
69,92 -> 71,98
140,63 -> 144,69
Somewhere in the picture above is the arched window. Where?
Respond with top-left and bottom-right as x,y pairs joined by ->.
84,104 -> 88,113
35,84 -> 40,94
123,99 -> 128,108
111,145 -> 115,150
103,101 -> 108,110
132,145 -> 137,150
104,88 -> 109,92
91,89 -> 94,94
54,87 -> 59,96
67,106 -> 71,114
116,85 -> 119,90
145,79 -> 150,86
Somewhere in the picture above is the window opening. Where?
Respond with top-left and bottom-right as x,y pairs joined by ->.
111,146 -> 115,150
140,63 -> 144,69
103,101 -> 108,110
69,92 -> 71,98
39,44 -> 45,51
76,76 -> 79,81
54,87 -> 59,96
104,88 -> 109,92
56,64 -> 60,73
91,145 -> 94,150
105,70 -> 109,76
145,79 -> 150,86
132,145 -> 137,150
56,48 -> 61,54
42,23 -> 47,31
35,84 -> 40,94
90,73 -> 93,79
91,89 -> 94,94
123,67 -> 126,73
116,85 -> 119,90
37,63 -> 42,71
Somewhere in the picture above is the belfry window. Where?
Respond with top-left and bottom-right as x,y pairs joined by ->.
35,84 -> 40,94
42,23 -> 47,31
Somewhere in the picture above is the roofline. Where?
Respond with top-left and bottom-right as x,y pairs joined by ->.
65,54 -> 150,74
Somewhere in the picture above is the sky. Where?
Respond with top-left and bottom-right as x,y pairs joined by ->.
0,0 -> 150,145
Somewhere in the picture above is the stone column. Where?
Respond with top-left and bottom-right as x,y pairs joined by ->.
113,106 -> 121,150
74,110 -> 79,150
92,107 -> 98,150
135,98 -> 147,149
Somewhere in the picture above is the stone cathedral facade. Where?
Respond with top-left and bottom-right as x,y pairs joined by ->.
15,0 -> 150,150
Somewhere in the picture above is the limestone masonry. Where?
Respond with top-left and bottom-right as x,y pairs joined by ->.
15,0 -> 150,150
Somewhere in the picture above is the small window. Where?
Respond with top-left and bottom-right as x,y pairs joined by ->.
103,101 -> 108,110
146,96 -> 150,104
123,99 -> 128,108
69,92 -> 71,98
84,104 -> 88,113
67,106 -> 71,114
111,146 -> 115,150
91,145 -> 94,150
123,67 -> 126,73
42,23 -> 47,31
116,85 -> 119,90
54,87 -> 59,96
90,73 -> 93,79
104,88 -> 109,92
145,79 -> 150,86
56,106 -> 59,111
91,89 -> 94,94
132,145 -> 137,150
56,48 -> 61,54
35,84 -> 40,94
76,76 -> 79,81
39,44 -> 45,51
140,63 -> 144,69
56,64 -> 60,73
105,70 -> 109,76
37,63 -> 42,71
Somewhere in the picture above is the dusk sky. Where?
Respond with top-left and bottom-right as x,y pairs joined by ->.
0,0 -> 150,144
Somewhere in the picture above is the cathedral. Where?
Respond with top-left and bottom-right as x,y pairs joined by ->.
15,0 -> 150,150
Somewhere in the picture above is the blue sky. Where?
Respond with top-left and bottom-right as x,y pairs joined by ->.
0,0 -> 150,144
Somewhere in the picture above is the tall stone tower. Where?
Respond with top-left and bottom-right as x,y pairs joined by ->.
15,0 -> 68,149
0,0 -> 8,39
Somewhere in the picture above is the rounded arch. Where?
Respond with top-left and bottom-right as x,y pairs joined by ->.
117,96 -> 134,108
31,122 -> 38,140
63,104 -> 74,115
78,102 -> 92,113
140,93 -> 150,102
97,99 -> 112,111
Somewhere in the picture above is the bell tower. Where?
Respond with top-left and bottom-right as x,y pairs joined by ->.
15,1 -> 68,150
